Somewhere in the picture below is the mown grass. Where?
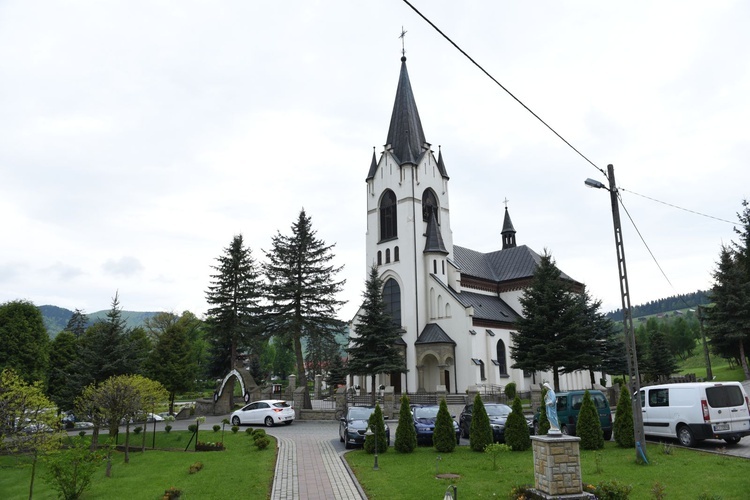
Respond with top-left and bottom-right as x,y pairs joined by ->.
0,430 -> 276,499
678,351 -> 746,382
345,441 -> 750,499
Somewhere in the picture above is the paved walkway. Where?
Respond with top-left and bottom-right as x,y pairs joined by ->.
270,433 -> 365,500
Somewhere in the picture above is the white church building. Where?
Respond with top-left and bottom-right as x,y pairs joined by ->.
349,54 -> 609,395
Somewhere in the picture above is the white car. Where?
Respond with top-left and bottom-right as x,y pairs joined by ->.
230,399 -> 294,427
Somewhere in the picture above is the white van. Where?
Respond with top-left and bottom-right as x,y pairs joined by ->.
639,382 -> 750,446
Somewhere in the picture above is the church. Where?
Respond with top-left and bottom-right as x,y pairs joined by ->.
349,54 -> 609,395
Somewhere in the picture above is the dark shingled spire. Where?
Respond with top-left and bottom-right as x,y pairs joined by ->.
436,145 -> 449,179
501,206 -> 517,249
386,56 -> 427,166
366,147 -> 378,180
424,210 -> 448,254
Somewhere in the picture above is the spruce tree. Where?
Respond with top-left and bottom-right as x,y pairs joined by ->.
613,384 -> 634,448
325,355 -> 348,390
65,308 -> 89,338
469,393 -> 493,452
433,398 -> 456,453
0,300 -> 49,384
264,210 -> 346,398
577,390 -> 604,450
536,388 -> 550,436
364,403 -> 388,454
347,266 -> 405,405
205,234 -> 264,376
394,394 -> 416,453
504,396 -> 531,451
47,330 -> 79,410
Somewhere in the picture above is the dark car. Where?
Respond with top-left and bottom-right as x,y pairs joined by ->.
459,403 -> 534,443
411,404 -> 461,445
339,406 -> 391,450
533,390 -> 613,440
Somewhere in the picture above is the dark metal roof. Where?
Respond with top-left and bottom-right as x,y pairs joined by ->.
457,290 -> 522,323
452,244 -> 574,283
415,323 -> 456,345
501,207 -> 516,234
423,210 -> 448,254
436,147 -> 449,179
366,148 -> 379,181
386,57 -> 427,166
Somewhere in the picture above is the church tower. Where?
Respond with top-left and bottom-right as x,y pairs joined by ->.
364,55 -> 453,393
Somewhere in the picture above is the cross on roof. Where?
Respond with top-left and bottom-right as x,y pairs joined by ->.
399,27 -> 407,57
503,197 -> 509,209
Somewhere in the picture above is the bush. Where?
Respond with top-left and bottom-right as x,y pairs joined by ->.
133,426 -> 142,435
231,426 -> 239,434
78,430 -> 86,437
584,480 -> 633,499
252,429 -> 267,439
504,382 -> 517,401
469,393 -> 493,452
187,424 -> 197,433
44,440 -> 103,500
364,403 -> 388,454
195,441 -> 224,451
433,398 -> 456,453
255,436 -> 271,450
213,424 -> 221,432
613,385 -> 634,448
188,461 -> 204,474
537,386 -> 550,435
578,390 -> 605,450
394,394 -> 417,453
164,425 -> 173,433
162,486 -> 182,499
504,396 -> 531,451
485,442 -> 510,470
245,428 -> 254,435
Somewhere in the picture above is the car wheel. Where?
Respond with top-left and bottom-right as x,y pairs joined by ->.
340,429 -> 344,443
265,416 -> 274,427
677,425 -> 695,447
724,436 -> 741,445
283,420 -> 292,426
344,440 -> 352,450
561,425 -> 569,436
456,433 -> 461,445
232,416 -> 240,426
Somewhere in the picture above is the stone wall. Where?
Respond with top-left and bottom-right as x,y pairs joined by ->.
531,435 -> 590,498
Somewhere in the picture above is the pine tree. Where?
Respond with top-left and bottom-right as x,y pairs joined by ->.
613,384 -> 634,448
433,398 -> 456,453
205,234 -> 264,376
325,355 -> 348,389
469,393 -> 493,452
0,300 -> 50,384
347,266 -> 405,405
47,330 -> 79,410
394,394 -> 416,453
65,309 -> 89,338
264,210 -> 346,400
504,396 -> 531,451
510,251 -> 588,390
577,390 -> 604,450
364,403 -> 388,454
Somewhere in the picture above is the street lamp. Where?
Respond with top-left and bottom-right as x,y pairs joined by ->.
585,164 -> 648,464
365,425 -> 379,470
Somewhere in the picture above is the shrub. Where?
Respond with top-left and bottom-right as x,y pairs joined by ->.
44,440 -> 103,500
394,394 -> 417,453
504,396 -> 531,451
245,427 -> 254,435
255,436 -> 271,450
485,442 -> 510,470
537,386 -> 550,435
578,390 -> 605,450
133,426 -> 142,435
433,398 -> 456,453
78,430 -> 86,437
364,403 -> 388,454
213,424 -> 221,433
187,424 -> 197,433
162,486 -> 182,499
164,425 -> 173,433
188,461 -> 204,474
231,426 -> 239,434
253,429 -> 267,439
195,441 -> 224,451
584,480 -> 633,499
613,385 -> 634,448
504,382 -> 517,401
469,393 -> 493,452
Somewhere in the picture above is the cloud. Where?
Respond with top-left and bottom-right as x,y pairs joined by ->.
102,257 -> 144,277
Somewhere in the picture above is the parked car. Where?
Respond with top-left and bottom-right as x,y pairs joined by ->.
639,382 -> 750,446
459,402 -> 532,443
230,399 -> 294,427
339,406 -> 391,450
533,389 -> 613,440
411,404 -> 461,445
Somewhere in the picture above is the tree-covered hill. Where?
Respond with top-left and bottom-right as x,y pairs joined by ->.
38,305 -> 163,337
605,290 -> 710,321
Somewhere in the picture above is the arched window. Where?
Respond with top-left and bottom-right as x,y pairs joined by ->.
385,248 -> 391,263
445,303 -> 451,318
380,190 -> 397,241
422,189 -> 438,222
433,259 -> 437,274
383,278 -> 401,328
377,251 -> 382,266
496,339 -> 508,376
394,246 -> 399,262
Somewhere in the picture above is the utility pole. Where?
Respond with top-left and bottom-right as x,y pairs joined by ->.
697,306 -> 713,380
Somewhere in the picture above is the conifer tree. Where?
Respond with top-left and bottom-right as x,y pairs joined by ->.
433,398 -> 456,452
65,308 -> 89,338
264,210 -> 346,397
0,300 -> 49,384
325,355 -> 348,389
504,396 -> 531,451
469,393 -> 493,452
577,390 -> 604,450
205,234 -> 264,376
536,386 -> 550,436
364,403 -> 388,454
47,330 -> 79,410
613,384 -> 634,448
394,394 -> 416,453
347,266 -> 405,405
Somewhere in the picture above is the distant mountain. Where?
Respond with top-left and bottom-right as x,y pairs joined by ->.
38,305 -> 164,338
605,290 -> 710,321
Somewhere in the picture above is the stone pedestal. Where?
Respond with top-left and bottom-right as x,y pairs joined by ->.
531,435 -> 594,499
314,374 -> 322,399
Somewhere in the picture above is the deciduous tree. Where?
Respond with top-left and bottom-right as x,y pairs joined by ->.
0,300 -> 50,383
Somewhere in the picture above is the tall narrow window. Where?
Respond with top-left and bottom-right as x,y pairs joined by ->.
433,259 -> 437,274
379,190 -> 397,241
422,189 -> 438,222
385,248 -> 391,263
394,246 -> 399,262
496,339 -> 508,376
377,251 -> 382,266
383,278 -> 401,328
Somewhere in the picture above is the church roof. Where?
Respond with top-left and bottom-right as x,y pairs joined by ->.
452,244 -> 577,283
415,323 -> 456,345
366,148 -> 378,180
458,290 -> 521,323
385,57 -> 427,166
424,211 -> 448,254
501,207 -> 516,234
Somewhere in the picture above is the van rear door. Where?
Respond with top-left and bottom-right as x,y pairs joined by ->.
705,384 -> 750,435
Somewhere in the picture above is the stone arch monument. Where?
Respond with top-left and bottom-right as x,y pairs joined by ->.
196,368 -> 259,415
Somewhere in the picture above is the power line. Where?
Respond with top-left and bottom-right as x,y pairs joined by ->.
620,188 -> 739,226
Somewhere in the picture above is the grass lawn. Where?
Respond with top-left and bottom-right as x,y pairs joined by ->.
0,430 -> 276,499
678,351 -> 746,382
345,441 -> 750,499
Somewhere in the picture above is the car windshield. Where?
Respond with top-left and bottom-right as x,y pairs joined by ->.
414,407 -> 439,419
273,402 -> 290,408
348,408 -> 375,420
485,405 -> 511,417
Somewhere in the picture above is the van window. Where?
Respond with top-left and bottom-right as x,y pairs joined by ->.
648,388 -> 669,407
706,386 -> 744,408
557,396 -> 567,412
571,394 -> 583,410
592,394 -> 608,409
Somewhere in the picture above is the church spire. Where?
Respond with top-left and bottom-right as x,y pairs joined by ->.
501,205 -> 517,249
424,210 -> 448,255
385,56 -> 427,166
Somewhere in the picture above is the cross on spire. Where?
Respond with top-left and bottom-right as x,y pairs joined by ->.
399,26 -> 407,57
503,197 -> 510,209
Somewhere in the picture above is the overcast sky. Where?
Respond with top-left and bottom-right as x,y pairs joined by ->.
1,1 -> 748,321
